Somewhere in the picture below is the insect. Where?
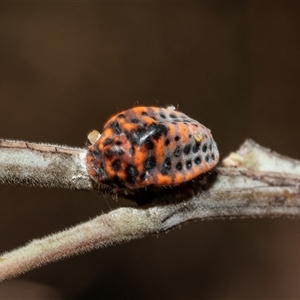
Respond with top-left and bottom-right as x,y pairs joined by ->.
86,106 -> 219,189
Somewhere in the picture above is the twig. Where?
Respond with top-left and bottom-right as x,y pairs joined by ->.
1,139 -> 300,281
0,139 -> 91,190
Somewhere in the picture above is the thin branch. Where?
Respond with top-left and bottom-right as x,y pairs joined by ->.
0,139 -> 92,190
1,139 -> 300,281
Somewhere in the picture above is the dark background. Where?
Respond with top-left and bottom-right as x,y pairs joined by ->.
1,3 -> 300,299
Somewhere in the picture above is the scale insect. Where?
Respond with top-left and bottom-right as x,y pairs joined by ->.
86,106 -> 219,189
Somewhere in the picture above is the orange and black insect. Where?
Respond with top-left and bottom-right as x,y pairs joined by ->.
86,106 -> 219,189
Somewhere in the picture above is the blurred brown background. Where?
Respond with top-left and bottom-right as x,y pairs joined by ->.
1,2 -> 300,299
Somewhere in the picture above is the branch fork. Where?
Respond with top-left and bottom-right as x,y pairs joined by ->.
0,139 -> 300,281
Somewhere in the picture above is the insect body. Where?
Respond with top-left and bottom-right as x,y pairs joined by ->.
86,106 -> 219,189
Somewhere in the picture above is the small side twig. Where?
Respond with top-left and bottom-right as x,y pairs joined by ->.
1,139 -> 300,281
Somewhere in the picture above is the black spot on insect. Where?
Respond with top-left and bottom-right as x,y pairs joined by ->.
125,164 -> 138,184
160,114 -> 166,119
140,173 -> 147,181
188,134 -> 192,138
211,153 -> 215,160
192,143 -> 200,153
148,123 -> 168,140
183,144 -> 191,155
150,116 -> 157,121
104,149 -> 114,159
129,146 -> 135,156
141,111 -> 148,116
165,139 -> 170,146
110,121 -> 122,134
202,144 -> 207,153
116,141 -> 122,146
144,156 -> 156,172
144,139 -> 154,150
209,143 -> 212,151
104,147 -> 124,158
192,123 -> 199,127
117,114 -> 126,119
159,124 -> 169,135
186,160 -> 192,169
125,131 -> 131,141
173,146 -> 181,157
176,162 -> 183,171
194,156 -> 201,165
111,159 -> 121,171
161,157 -> 171,175
91,147 -> 102,158
183,122 -> 188,125
129,127 -> 147,144
205,155 -> 210,163
175,136 -> 180,141
130,118 -> 140,124
116,148 -> 125,156
172,122 -> 177,125
170,113 -> 176,118
103,138 -> 113,146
